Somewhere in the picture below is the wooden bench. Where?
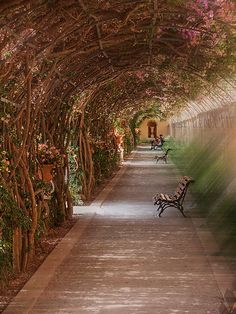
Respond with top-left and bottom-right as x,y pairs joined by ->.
153,176 -> 194,217
151,141 -> 164,150
154,148 -> 172,163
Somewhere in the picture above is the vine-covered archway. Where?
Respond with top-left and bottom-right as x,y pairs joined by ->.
0,0 -> 235,283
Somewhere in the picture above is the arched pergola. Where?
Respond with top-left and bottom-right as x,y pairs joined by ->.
0,0 -> 235,279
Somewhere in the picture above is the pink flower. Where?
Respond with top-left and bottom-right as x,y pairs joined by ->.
208,10 -> 214,18
145,88 -> 156,96
37,144 -> 63,165
136,70 -> 145,81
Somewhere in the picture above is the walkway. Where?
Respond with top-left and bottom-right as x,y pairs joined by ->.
4,147 -> 234,313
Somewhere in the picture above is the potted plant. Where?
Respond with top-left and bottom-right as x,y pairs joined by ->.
37,144 -> 63,182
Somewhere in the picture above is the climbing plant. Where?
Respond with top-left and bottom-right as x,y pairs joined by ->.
0,0 -> 235,285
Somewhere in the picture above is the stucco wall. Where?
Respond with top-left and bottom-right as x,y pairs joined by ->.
139,119 -> 169,141
169,103 -> 236,256
170,105 -> 236,144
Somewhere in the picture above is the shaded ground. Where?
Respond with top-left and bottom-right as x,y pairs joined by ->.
0,218 -> 78,313
3,146 -> 235,313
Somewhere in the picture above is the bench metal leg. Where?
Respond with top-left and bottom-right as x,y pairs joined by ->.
156,156 -> 167,164
179,205 -> 186,217
159,206 -> 164,217
158,203 -> 170,217
157,202 -> 187,217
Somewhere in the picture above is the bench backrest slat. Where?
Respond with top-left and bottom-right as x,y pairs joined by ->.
174,177 -> 193,201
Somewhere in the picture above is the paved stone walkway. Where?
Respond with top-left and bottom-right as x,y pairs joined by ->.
4,146 -> 234,313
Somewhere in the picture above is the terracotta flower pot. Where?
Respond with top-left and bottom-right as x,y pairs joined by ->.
38,164 -> 54,182
116,134 -> 123,145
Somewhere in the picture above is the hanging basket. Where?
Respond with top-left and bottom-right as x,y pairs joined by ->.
38,164 -> 54,182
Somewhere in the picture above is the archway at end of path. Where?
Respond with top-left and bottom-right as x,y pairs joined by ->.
0,0 -> 235,278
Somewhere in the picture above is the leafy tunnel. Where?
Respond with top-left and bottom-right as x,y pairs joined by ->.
0,0 -> 235,282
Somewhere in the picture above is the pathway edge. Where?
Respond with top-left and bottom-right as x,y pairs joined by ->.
3,214 -> 95,314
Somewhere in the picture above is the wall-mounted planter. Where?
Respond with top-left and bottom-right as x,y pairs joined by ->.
38,164 -> 54,182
